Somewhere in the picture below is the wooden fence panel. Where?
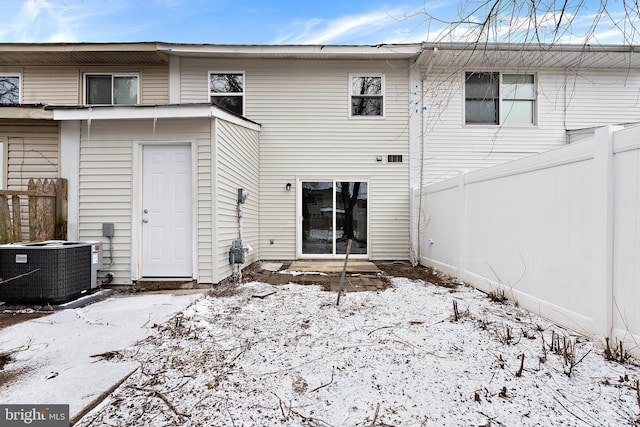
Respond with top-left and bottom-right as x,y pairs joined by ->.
0,196 -> 10,243
11,195 -> 20,242
0,178 -> 67,244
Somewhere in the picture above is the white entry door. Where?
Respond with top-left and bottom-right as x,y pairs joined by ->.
141,145 -> 192,277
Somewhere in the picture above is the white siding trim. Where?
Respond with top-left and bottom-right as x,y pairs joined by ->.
210,118 -> 219,281
169,55 -> 181,104
52,105 -> 260,131
0,138 -> 6,189
130,140 -> 198,281
60,121 -> 81,240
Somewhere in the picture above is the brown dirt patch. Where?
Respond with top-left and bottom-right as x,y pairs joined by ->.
238,261 -> 461,293
0,310 -> 51,330
374,261 -> 461,288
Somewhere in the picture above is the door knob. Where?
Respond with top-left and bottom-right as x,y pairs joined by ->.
142,218 -> 149,223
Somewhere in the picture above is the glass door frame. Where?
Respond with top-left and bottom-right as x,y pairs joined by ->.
297,178 -> 370,259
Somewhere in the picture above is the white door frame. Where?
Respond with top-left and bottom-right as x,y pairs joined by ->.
131,140 -> 198,280
296,177 -> 370,260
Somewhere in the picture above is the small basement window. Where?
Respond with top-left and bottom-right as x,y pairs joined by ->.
387,155 -> 403,163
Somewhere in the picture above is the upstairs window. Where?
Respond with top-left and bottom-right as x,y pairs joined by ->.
465,72 -> 499,124
85,74 -> 139,105
465,72 -> 535,125
209,72 -> 244,115
350,75 -> 383,117
0,75 -> 20,105
501,74 -> 536,124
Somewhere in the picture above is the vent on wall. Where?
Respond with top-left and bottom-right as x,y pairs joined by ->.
387,154 -> 403,163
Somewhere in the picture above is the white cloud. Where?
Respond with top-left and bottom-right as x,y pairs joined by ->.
273,7 -> 424,45
0,0 -> 145,43
0,0 -> 82,42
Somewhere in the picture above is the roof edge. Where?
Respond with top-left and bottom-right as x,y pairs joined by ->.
48,103 -> 261,130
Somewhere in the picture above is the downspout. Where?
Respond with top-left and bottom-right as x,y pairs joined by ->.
416,47 -> 438,265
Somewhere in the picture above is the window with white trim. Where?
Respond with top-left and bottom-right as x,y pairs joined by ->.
209,72 -> 244,115
465,72 -> 536,125
0,75 -> 20,105
85,74 -> 139,105
350,75 -> 383,117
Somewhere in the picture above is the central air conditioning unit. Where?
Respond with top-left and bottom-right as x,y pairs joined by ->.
0,240 -> 103,304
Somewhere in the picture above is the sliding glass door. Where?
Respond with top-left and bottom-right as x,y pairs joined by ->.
301,181 -> 368,256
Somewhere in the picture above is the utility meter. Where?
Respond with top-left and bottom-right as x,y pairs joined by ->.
237,188 -> 248,204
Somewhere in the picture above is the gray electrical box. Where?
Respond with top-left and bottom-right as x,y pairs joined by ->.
229,239 -> 245,264
102,223 -> 114,238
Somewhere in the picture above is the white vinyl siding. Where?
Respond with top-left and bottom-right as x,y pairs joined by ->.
1,120 -> 60,240
213,119 -> 260,282
21,67 -> 79,104
562,69 -> 640,127
0,66 -> 168,105
181,58 -> 410,261
141,66 -> 170,104
76,115 -> 258,285
77,118 -> 210,284
2,120 -> 60,190
80,66 -> 168,105
421,67 -> 640,184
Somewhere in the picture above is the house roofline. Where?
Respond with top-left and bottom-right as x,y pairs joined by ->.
157,42 -> 423,60
420,42 -> 640,69
0,42 -> 169,65
47,103 -> 261,131
421,42 -> 640,53
0,42 -> 160,52
1,40 -> 637,67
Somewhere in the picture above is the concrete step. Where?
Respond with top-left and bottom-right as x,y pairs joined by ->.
135,279 -> 196,291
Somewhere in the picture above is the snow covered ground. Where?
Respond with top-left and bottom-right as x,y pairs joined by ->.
76,278 -> 640,426
0,292 -> 200,421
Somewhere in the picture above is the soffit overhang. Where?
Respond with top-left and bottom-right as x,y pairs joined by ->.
0,43 -> 169,65
420,42 -> 640,70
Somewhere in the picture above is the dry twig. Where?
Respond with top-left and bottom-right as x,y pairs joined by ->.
370,402 -> 380,426
515,353 -> 525,377
310,367 -> 335,392
128,385 -> 191,419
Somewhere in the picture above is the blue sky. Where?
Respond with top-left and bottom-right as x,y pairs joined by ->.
0,0 -> 634,45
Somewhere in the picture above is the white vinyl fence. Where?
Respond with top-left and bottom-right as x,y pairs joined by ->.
412,125 -> 640,358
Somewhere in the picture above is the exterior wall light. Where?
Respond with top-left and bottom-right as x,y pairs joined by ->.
285,183 -> 292,191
